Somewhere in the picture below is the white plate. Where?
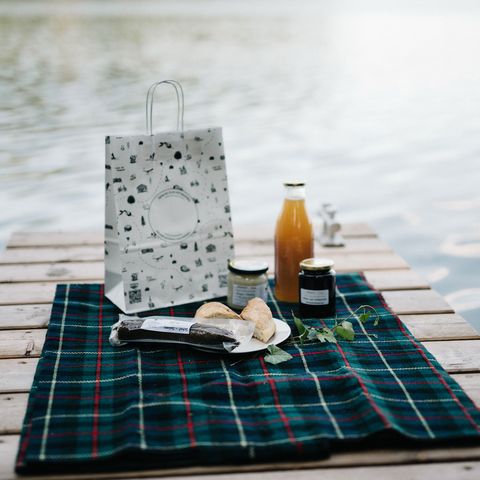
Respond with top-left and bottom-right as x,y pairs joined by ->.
230,318 -> 291,354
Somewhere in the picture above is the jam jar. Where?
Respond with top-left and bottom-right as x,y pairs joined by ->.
298,258 -> 336,317
227,259 -> 269,310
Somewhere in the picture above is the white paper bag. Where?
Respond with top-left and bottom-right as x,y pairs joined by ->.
105,81 -> 235,313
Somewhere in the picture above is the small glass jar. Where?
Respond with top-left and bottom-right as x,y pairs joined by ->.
298,258 -> 336,318
227,259 -> 269,310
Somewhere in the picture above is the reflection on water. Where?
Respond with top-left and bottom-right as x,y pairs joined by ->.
426,267 -> 449,284
0,1 -> 479,328
445,289 -> 480,314
441,234 -> 480,258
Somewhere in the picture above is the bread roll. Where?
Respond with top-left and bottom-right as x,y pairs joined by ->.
195,302 -> 242,320
241,298 -> 276,343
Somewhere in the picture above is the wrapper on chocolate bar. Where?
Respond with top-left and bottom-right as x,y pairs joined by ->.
109,315 -> 254,353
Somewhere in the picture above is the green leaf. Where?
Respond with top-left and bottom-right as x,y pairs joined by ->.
264,345 -> 293,365
356,306 -> 380,327
335,321 -> 355,341
293,314 -> 307,336
358,312 -> 371,324
307,328 -> 318,340
292,314 -> 310,344
316,327 -> 337,344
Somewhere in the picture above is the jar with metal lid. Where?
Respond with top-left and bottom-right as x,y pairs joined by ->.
227,260 -> 269,310
298,258 -> 336,317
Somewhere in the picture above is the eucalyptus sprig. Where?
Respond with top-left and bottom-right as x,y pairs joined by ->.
264,305 -> 380,365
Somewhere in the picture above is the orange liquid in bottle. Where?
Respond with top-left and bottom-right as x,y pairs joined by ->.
274,184 -> 314,303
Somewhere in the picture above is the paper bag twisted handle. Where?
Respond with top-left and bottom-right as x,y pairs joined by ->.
146,80 -> 184,135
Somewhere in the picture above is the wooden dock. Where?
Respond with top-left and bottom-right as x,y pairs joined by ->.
0,223 -> 479,479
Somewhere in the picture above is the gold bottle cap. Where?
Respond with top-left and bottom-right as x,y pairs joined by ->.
300,258 -> 334,272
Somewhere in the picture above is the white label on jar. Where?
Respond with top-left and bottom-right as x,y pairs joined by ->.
300,289 -> 329,306
232,283 -> 268,307
141,318 -> 194,335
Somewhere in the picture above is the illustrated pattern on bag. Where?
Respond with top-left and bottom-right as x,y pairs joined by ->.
105,127 -> 234,310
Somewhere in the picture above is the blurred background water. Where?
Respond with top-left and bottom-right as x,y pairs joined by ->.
0,0 -> 479,328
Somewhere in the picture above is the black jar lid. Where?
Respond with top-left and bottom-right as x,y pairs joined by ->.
228,259 -> 269,275
300,258 -> 334,272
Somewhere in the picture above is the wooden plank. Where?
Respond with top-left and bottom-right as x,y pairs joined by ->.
0,283 -> 57,306
0,393 -> 28,434
312,252 -> 410,271
233,222 -> 377,243
0,434 -> 479,480
234,238 -> 392,257
364,270 -> 429,291
0,270 -> 431,307
0,262 -> 104,283
7,231 -> 104,248
0,330 -> 46,359
0,358 -> 38,393
6,224 -> 377,249
0,330 -> 478,377
315,237 -> 392,253
0,253 -> 410,283
424,340 -> 480,373
333,222 -> 377,238
0,282 -> 98,306
454,373 -> 480,406
382,290 -> 454,315
399,314 -> 480,342
0,336 -> 480,374
0,437 -> 478,480
0,331 -> 476,370
236,253 -> 409,273
0,237 -> 393,265
139,462 -> 480,480
0,309 -> 475,344
0,305 -> 51,330
0,271 -> 417,307
0,246 -> 104,264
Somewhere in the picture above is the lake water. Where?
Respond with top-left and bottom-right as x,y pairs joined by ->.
1,0 -> 479,329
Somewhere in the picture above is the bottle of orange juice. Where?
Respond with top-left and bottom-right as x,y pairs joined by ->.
274,182 -> 314,302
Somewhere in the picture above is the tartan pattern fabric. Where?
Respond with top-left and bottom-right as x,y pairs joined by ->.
16,274 -> 480,473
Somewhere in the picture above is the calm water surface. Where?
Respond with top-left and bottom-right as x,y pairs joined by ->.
1,1 -> 479,328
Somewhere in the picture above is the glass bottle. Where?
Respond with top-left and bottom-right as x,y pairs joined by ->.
274,182 -> 314,302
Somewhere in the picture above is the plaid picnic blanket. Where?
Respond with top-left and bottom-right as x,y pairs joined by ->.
16,274 -> 480,474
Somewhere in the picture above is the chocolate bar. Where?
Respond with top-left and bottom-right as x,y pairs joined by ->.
110,316 -> 240,352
